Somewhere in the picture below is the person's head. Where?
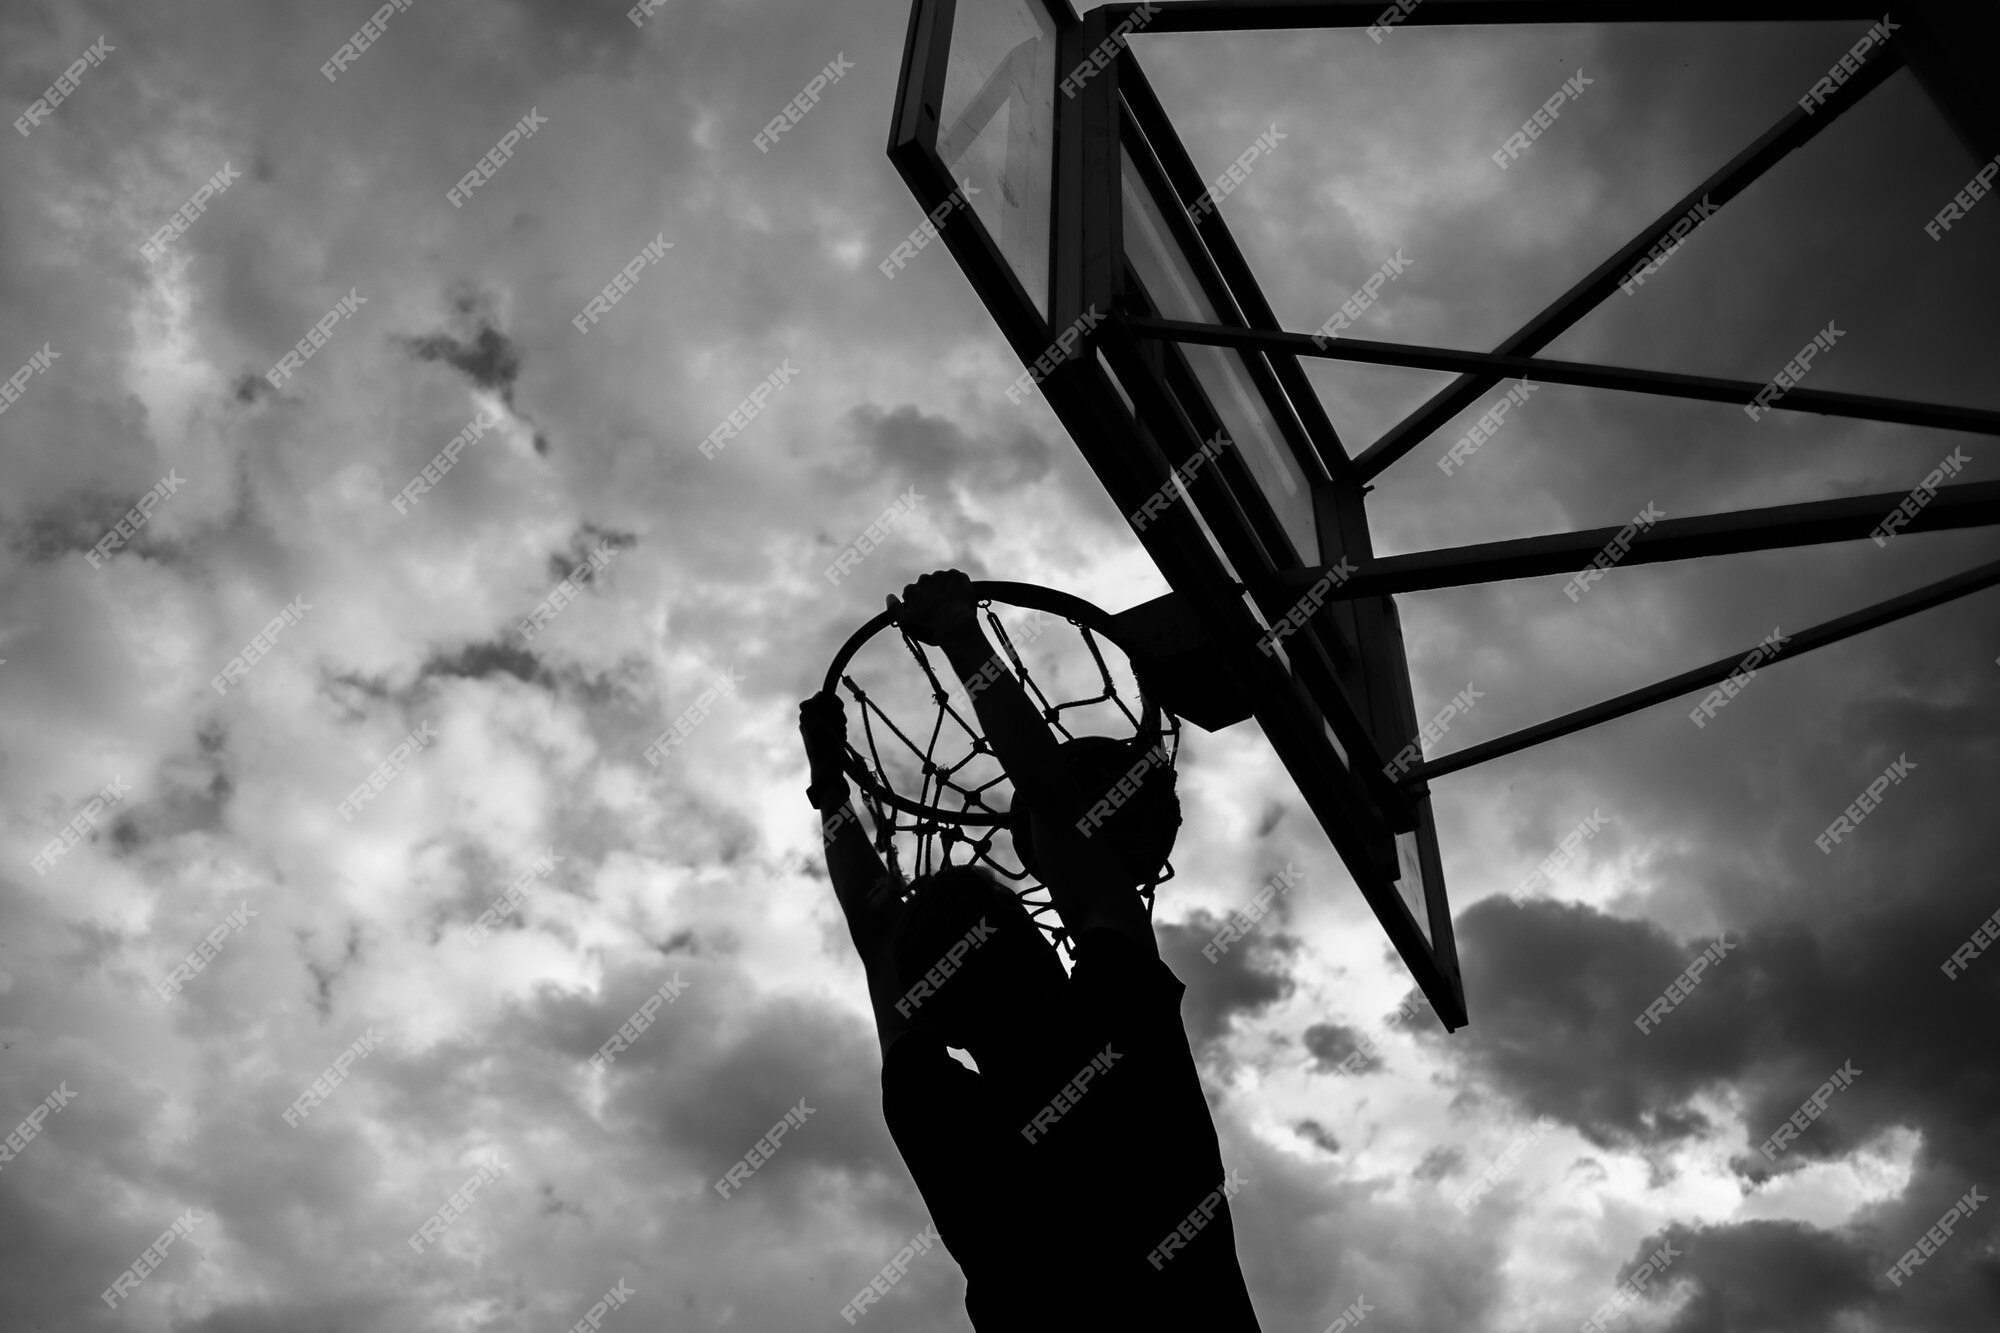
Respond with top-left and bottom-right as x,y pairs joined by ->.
1012,734 -> 1180,886
889,864 -> 1066,1050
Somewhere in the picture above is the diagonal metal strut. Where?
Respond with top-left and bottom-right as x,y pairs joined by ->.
1401,553 -> 2000,784
1125,316 -> 2000,438
1274,480 -> 2000,596
1353,36 -> 1905,478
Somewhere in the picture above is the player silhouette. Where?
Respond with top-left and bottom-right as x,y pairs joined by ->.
801,569 -> 1263,1331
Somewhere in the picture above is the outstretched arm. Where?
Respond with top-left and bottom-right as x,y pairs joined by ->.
801,693 -> 927,1055
893,572 -> 1154,952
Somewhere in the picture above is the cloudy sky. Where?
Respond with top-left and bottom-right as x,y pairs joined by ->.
3,2 -> 1997,1331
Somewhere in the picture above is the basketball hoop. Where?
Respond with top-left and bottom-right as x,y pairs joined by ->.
822,580 -> 1181,955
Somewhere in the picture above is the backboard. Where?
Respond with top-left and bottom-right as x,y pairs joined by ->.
889,0 -> 2000,1036
888,0 -> 1468,1028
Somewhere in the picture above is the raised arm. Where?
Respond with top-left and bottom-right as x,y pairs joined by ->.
800,692 -> 927,1054
891,572 -> 1154,951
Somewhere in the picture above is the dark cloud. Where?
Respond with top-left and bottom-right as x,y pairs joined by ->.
1302,1021 -> 1380,1075
1412,1145 -> 1462,1183
1436,773 -> 2000,1318
403,325 -> 523,402
1607,1220 -> 1880,1333
421,640 -> 552,689
1295,1118 -> 1341,1155
546,524 -> 638,586
1434,897 -> 1740,1150
832,404 -> 1056,503
1156,912 -> 1296,1054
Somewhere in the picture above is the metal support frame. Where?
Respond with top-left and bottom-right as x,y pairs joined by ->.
1126,316 -> 2000,438
1405,555 -> 2000,784
1353,37 -> 1904,477
1097,1 -> 1883,30
1273,481 -> 2000,597
1092,3 -> 1995,788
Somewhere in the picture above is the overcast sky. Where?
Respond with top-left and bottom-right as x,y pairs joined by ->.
2,2 -> 1997,1331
